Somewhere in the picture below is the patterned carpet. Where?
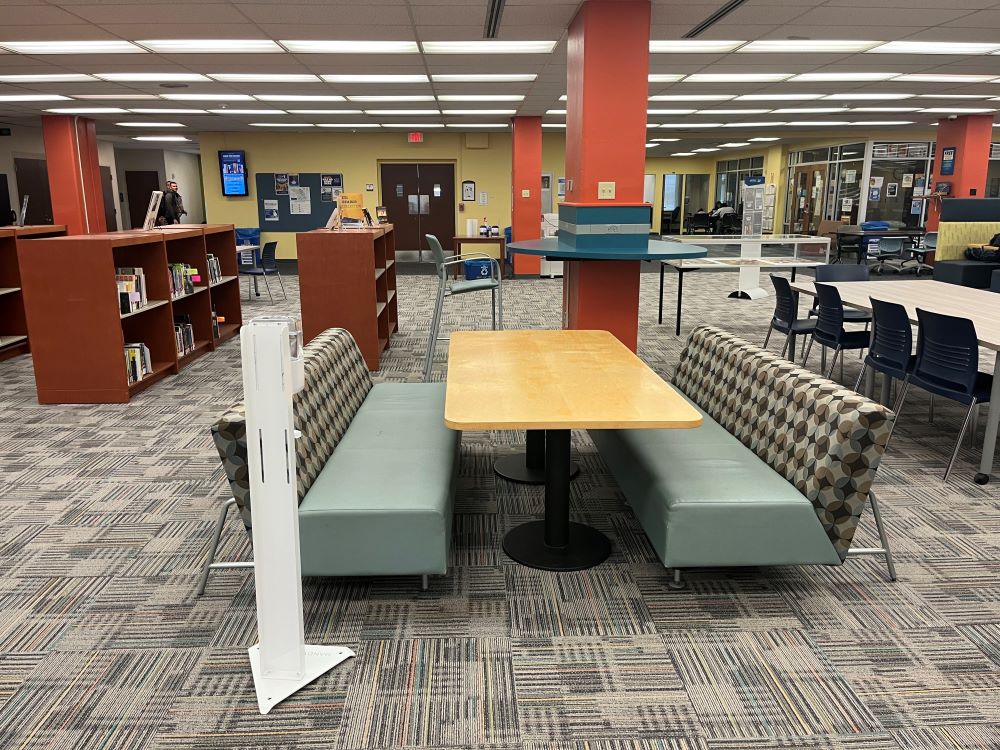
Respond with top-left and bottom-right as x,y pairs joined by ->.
0,269 -> 998,750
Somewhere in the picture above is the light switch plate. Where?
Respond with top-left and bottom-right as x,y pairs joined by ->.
521,189 -> 530,198
598,181 -> 616,200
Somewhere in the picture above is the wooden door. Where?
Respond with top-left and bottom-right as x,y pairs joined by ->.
125,170 -> 160,228
790,165 -> 827,234
417,163 -> 455,253
0,174 -> 11,225
13,158 -> 53,224
100,166 -> 117,231
379,163 -> 420,251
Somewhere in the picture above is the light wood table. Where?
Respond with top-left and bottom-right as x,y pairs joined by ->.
791,279 -> 1000,484
445,329 -> 702,570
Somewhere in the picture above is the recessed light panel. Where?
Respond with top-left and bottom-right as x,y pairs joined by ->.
789,72 -> 898,82
347,95 -> 434,102
651,138 -> 680,142
649,94 -> 734,101
736,94 -> 822,101
75,94 -> 160,101
772,107 -> 849,114
441,109 -> 515,115
379,123 -> 445,128
671,152 -> 697,156
749,136 -> 780,141
693,147 -> 720,152
422,41 -> 556,54
697,108 -> 771,115
920,107 -> 995,113
115,121 -> 185,127
250,122 -> 314,127
0,40 -> 145,54
44,106 -> 128,113
648,108 -> 697,115
315,123 -> 381,128
741,40 -> 880,53
129,108 -> 208,114
325,74 -> 429,83
869,41 -> 1000,55
208,109 -> 288,115
437,95 -> 524,102
721,121 -> 787,127
365,109 -> 440,115
255,94 -> 346,102
0,94 -> 71,102
210,73 -> 320,83
894,74 -> 994,83
446,123 -> 509,128
824,93 -> 913,100
648,74 -> 685,83
719,142 -> 751,147
280,40 -> 419,53
660,123 -> 723,128
132,135 -> 191,141
97,73 -> 208,82
432,74 -> 535,82
650,40 -> 744,53
286,109 -> 363,114
139,39 -> 283,53
0,73 -> 95,83
161,93 -> 255,101
685,73 -> 792,83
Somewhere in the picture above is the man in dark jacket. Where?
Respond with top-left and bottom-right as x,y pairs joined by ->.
168,181 -> 187,222
158,183 -> 180,224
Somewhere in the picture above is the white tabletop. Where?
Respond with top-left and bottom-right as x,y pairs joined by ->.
666,257 -> 825,269
662,234 -> 830,245
790,279 -> 1000,352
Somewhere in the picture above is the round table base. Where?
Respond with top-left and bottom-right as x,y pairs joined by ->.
502,520 -> 611,571
493,454 -> 580,485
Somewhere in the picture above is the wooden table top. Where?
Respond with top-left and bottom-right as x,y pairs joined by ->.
790,279 -> 1000,351
444,329 -> 704,430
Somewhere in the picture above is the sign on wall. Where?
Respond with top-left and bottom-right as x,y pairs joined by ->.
940,146 -> 957,176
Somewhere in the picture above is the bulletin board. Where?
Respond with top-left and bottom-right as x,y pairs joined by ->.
254,172 -> 340,232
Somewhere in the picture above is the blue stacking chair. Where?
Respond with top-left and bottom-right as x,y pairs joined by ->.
239,240 -> 286,302
854,298 -> 915,446
896,309 -> 993,481
812,264 -> 872,324
804,283 -> 870,380
765,274 -> 816,360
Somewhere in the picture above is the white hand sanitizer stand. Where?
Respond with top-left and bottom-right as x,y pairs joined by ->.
240,316 -> 354,715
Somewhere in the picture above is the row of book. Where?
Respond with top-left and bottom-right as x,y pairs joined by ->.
206,254 -> 223,284
116,266 -> 148,314
174,314 -> 196,357
169,263 -> 198,299
124,342 -> 153,385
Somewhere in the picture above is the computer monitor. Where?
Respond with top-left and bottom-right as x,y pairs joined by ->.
16,195 -> 28,227
142,191 -> 164,231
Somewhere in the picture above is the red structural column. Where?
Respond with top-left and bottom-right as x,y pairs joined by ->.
41,115 -> 107,235
562,0 -> 651,351
926,114 -> 993,231
512,116 -> 542,276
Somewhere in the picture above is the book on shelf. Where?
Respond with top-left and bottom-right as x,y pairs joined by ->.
211,305 -> 221,339
173,314 -> 196,356
206,254 -> 223,284
124,342 -> 153,385
169,263 -> 198,298
116,266 -> 147,314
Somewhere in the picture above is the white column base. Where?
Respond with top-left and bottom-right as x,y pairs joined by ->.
249,644 -> 355,715
728,287 -> 768,300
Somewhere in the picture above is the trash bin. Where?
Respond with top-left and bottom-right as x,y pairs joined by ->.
464,259 -> 492,280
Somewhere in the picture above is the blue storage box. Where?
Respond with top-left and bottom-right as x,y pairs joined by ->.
464,259 -> 492,280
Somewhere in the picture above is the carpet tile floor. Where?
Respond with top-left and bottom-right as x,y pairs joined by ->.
0,270 -> 998,749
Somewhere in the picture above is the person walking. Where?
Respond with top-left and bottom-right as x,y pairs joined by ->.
168,181 -> 188,222
158,182 -> 180,224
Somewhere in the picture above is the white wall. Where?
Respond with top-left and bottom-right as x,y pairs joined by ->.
0,124 -> 47,214
163,150 -> 205,223
113,147 -> 166,229
96,139 -> 122,231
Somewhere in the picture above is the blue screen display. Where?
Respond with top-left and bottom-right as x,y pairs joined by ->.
218,150 -> 248,196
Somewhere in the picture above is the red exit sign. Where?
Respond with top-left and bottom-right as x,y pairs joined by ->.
407,131 -> 424,143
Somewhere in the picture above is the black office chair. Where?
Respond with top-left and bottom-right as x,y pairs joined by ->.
854,298 -> 915,447
897,309 -> 993,481
909,232 -> 935,276
811,264 -> 873,324
804,283 -> 871,380
765,274 -> 816,359
240,240 -> 286,302
870,237 -> 909,275
720,212 -> 742,234
687,214 -> 712,234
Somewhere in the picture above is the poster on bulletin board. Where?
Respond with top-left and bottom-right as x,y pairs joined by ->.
338,192 -> 365,219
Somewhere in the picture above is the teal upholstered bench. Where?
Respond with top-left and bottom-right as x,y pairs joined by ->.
201,328 -> 460,593
590,325 -> 896,586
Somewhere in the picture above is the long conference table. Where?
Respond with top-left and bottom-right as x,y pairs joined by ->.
790,278 -> 1000,484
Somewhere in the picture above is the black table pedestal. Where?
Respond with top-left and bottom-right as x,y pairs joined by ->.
494,429 -> 579,485
502,429 -> 611,571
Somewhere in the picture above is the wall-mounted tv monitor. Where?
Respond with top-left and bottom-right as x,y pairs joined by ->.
219,150 -> 249,196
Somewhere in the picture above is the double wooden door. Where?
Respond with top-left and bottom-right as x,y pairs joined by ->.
379,163 -> 455,254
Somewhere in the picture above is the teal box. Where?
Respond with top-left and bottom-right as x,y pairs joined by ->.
558,204 -> 651,251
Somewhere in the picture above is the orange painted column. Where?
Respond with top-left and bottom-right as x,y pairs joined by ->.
41,115 -> 107,235
562,0 -> 651,351
926,114 -> 993,231
512,116 -> 543,276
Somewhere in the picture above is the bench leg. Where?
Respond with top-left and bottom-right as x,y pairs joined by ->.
847,490 -> 897,582
420,575 -> 429,591
197,498 -> 254,596
668,568 -> 685,590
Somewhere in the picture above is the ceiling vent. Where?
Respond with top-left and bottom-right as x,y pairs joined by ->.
684,0 -> 750,38
483,0 -> 507,39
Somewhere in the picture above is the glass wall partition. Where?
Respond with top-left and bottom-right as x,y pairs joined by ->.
715,156 -> 764,211
866,142 -> 933,228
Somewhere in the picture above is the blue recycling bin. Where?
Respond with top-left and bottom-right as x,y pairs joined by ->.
464,259 -> 492,280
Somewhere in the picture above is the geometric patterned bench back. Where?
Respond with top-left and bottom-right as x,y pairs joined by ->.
211,327 -> 373,528
673,325 -> 893,561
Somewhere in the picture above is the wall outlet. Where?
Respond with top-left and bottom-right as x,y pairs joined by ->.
521,189 -> 531,198
598,181 -> 616,200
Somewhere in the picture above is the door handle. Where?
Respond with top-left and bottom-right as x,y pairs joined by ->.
419,195 -> 430,215
407,194 -> 419,215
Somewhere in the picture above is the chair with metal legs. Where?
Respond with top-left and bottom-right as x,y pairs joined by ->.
854,298 -> 915,447
239,241 -> 286,302
803,283 -> 870,381
812,264 -> 873,324
423,234 -> 502,381
896,308 -> 994,482
765,274 -> 816,359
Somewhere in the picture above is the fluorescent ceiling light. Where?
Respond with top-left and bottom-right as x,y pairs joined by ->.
919,94 -> 991,99
850,107 -> 919,112
789,72 -> 898,82
210,73 -> 320,83
347,95 -> 434,102
97,72 -> 208,82
365,109 -> 440,115
749,136 -> 779,141
161,93 -> 254,101
648,74 -> 686,83
542,123 -> 566,128
721,121 -> 787,127
824,93 -> 913,100
286,109 -> 363,114
250,122 -> 314,127
280,40 -> 419,53
772,107 -> 848,114
719,142 -> 751,147
44,107 -> 128,113
0,40 -> 145,54
0,73 -> 94,83
75,94 -> 160,100
129,108 -> 207,114
693,147 -> 720,152
648,108 -> 697,115
920,107 -> 995,113
851,120 -> 914,125
546,109 -> 567,115
697,108 -> 771,114
208,109 -> 288,115
432,73 -> 535,83
894,74 -> 995,83
651,137 -> 680,142
650,40 -> 744,53
869,41 -> 1000,55
446,123 -> 508,128
441,109 -> 515,115
736,94 -> 822,101
671,152 -> 697,156
645,143 -> 659,147
325,74 -> 429,83
660,122 -> 723,128
0,94 -> 71,102
139,39 -> 283,53
787,120 -> 849,126
437,94 -> 524,102
740,40 -> 880,53
131,135 -> 191,141
422,41 -> 556,54
115,121 -> 185,127
315,123 -> 381,128
649,94 -> 734,102
255,94 -> 345,102
379,123 -> 445,128
685,73 -> 792,83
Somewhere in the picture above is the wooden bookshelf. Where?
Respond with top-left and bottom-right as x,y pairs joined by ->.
17,225 -> 242,404
297,225 -> 397,370
0,225 -> 67,362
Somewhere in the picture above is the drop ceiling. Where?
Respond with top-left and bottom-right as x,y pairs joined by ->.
0,0 -> 998,154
